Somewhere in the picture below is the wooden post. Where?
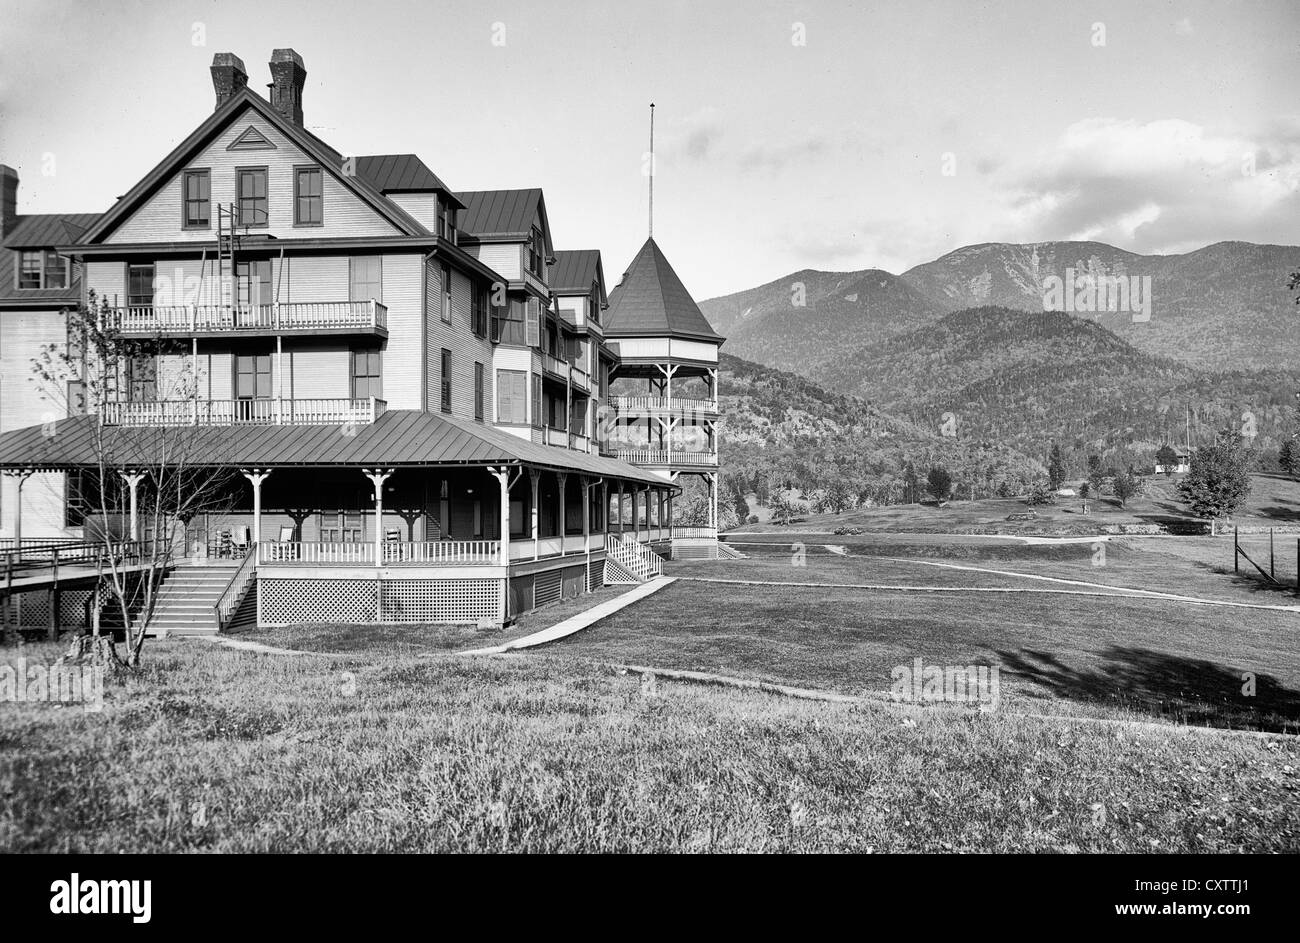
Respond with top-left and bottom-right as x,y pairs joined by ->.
241,468 -> 272,548
363,468 -> 394,567
557,472 -> 568,556
530,469 -> 540,560
121,470 -> 145,543
1233,526 -> 1239,575
1269,527 -> 1275,580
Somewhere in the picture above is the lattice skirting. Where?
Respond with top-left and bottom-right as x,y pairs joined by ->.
8,590 -> 94,628
258,577 -> 503,627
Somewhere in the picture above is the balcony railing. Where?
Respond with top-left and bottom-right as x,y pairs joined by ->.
544,426 -> 570,448
259,540 -> 500,566
543,353 -> 569,379
104,300 -> 387,335
101,397 -> 386,427
671,526 -> 718,539
571,365 -> 591,390
607,395 -> 718,416
614,448 -> 718,467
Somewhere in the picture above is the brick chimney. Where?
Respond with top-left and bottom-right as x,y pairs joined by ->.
210,53 -> 249,110
268,49 -> 306,126
0,165 -> 17,242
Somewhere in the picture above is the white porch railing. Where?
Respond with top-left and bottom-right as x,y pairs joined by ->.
100,397 -> 386,427
614,448 -> 718,467
105,300 -> 388,334
258,540 -> 500,566
671,526 -> 718,539
607,395 -> 718,415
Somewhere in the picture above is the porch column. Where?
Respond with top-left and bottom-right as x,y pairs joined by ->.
557,472 -> 568,555
363,468 -> 394,566
529,468 -> 540,560
616,483 -> 624,535
240,468 -> 272,548
3,470 -> 32,550
709,472 -> 718,530
121,471 -> 145,543
488,466 -> 518,622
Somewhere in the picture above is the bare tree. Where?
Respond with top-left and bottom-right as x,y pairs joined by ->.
32,293 -> 237,667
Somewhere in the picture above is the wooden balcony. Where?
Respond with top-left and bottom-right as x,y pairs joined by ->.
571,365 -> 591,391
614,448 -> 718,467
542,353 -> 569,380
544,426 -> 570,448
101,397 -> 386,427
607,395 -> 718,418
259,540 -> 500,566
103,300 -> 388,338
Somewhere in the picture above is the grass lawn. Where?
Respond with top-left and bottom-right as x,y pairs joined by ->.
552,546 -> 1300,734
1,639 -> 1296,852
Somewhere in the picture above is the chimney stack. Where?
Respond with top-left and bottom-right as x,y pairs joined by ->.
0,165 -> 18,241
268,48 -> 306,126
210,53 -> 249,110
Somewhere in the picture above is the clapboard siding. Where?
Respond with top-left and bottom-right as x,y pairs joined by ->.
424,259 -> 493,421
470,243 -> 522,281
380,254 -> 422,410
388,193 -> 439,231
106,107 -> 401,243
0,309 -> 74,536
288,346 -> 350,399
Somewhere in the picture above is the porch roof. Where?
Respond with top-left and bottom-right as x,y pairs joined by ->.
0,410 -> 675,487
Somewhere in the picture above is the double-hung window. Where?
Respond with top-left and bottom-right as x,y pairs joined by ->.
350,349 -> 382,400
183,169 -> 211,228
16,251 -> 69,289
127,263 -> 156,308
294,166 -> 323,225
440,264 -> 453,324
236,167 -> 268,227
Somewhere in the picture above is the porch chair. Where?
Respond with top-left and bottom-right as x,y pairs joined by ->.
383,527 -> 403,562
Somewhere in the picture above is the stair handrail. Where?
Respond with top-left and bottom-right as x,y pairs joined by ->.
213,542 -> 258,631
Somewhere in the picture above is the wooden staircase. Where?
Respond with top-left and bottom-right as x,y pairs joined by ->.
147,564 -> 242,636
603,534 -> 664,584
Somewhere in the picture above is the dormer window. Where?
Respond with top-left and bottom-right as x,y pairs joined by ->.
437,201 -> 455,242
16,250 -> 69,290
527,226 -> 544,278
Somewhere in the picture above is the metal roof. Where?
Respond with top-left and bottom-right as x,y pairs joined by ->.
354,155 -> 464,208
0,213 -> 99,304
604,238 -> 723,342
0,409 -> 671,486
549,249 -> 603,295
456,189 -> 543,240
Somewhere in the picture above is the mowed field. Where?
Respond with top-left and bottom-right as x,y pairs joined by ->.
554,535 -> 1300,733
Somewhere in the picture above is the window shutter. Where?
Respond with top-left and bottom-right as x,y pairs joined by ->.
525,298 -> 540,347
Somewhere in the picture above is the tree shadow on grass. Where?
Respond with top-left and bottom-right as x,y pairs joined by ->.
1186,557 -> 1300,599
997,646 -> 1300,733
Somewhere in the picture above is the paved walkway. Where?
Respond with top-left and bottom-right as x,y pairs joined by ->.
455,576 -> 676,656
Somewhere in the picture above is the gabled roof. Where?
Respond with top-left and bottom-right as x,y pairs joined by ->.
604,238 -> 722,342
355,154 -> 464,208
0,213 -> 100,303
77,88 -> 430,244
456,189 -> 547,243
0,409 -> 671,486
549,249 -> 604,296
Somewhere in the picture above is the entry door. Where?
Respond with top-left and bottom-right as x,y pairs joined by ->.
234,353 -> 272,420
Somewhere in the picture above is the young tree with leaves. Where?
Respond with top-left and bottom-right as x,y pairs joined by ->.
1155,443 -> 1179,476
1280,439 -> 1298,479
1047,442 -> 1064,491
926,466 -> 952,503
1177,442 -> 1253,523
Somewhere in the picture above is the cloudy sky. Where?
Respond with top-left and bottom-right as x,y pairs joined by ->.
2,0 -> 1298,299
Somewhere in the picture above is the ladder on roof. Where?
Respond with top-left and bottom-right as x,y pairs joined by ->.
215,203 -> 239,309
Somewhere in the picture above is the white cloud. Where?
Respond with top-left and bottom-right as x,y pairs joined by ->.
993,118 -> 1300,251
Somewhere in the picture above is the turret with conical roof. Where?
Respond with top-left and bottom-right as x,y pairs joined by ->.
602,237 -> 723,553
